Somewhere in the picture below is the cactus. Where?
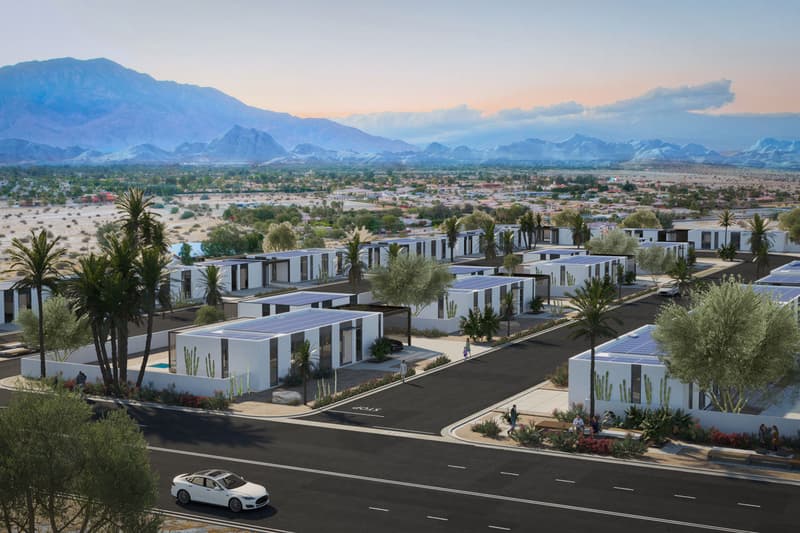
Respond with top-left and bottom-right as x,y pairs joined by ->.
594,371 -> 612,401
644,375 -> 653,405
619,379 -> 631,403
183,346 -> 199,376
565,272 -> 576,286
659,377 -> 672,406
446,297 -> 458,319
205,353 -> 216,378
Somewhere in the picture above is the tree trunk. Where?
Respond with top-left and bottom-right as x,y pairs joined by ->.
118,320 -> 129,386
589,337 -> 596,419
450,245 -> 454,263
136,311 -> 155,389
109,326 -> 119,388
90,324 -> 110,385
303,376 -> 307,405
36,287 -> 46,378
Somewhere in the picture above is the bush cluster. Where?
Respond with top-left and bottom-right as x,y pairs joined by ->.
547,362 -> 569,387
312,371 -> 406,408
472,419 -> 501,438
424,355 -> 451,371
369,337 -> 393,361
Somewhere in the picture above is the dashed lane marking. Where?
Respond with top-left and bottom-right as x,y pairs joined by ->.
488,526 -> 511,531
369,506 -> 389,512
500,471 -> 519,477
555,479 -> 576,484
737,503 -> 761,509
427,515 -> 449,521
674,494 -> 697,500
447,464 -> 467,470
613,486 -> 634,492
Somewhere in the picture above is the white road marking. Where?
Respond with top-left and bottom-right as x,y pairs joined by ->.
737,503 -> 761,509
327,409 -> 385,418
675,494 -> 697,500
427,515 -> 448,521
500,471 -> 519,477
154,508 -> 292,533
372,425 -> 438,435
488,526 -> 511,531
613,486 -> 634,492
555,478 -> 575,484
369,506 -> 389,512
149,446 -> 760,533
447,464 -> 467,469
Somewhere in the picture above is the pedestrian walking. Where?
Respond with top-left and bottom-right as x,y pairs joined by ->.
771,425 -> 780,452
75,370 -> 87,400
508,404 -> 518,435
463,339 -> 471,360
400,359 -> 407,383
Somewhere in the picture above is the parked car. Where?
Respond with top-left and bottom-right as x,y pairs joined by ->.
657,282 -> 680,297
171,469 -> 269,512
385,337 -> 404,353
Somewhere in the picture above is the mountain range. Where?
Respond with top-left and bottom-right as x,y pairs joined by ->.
0,57 -> 798,169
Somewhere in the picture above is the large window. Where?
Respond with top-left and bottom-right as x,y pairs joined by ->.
300,256 -> 308,281
701,232 -> 712,250
270,338 -> 278,387
631,365 -> 641,404
221,339 -> 229,378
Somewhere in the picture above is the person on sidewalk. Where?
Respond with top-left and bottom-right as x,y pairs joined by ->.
463,339 -> 471,360
399,359 -> 407,383
508,404 -> 518,435
590,415 -> 600,435
572,415 -> 585,435
771,425 -> 780,452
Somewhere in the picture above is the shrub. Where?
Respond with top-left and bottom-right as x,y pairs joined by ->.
611,434 -> 648,458
424,355 -> 450,370
194,305 -> 225,325
548,430 -> 578,452
511,425 -> 544,447
547,362 -> 569,387
624,270 -> 637,284
409,328 -> 448,338
709,429 -> 757,450
552,403 -> 586,423
313,372 -> 404,408
180,210 -> 195,219
577,436 -> 615,455
472,419 -> 501,438
529,296 -> 545,314
370,337 -> 392,361
621,405 -> 648,429
170,207 -> 179,215
282,368 -> 303,387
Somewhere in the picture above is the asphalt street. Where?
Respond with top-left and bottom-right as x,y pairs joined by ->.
306,254 -> 791,434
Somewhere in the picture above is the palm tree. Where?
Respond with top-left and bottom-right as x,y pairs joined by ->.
481,220 -> 497,260
387,242 -> 403,262
344,233 -> 366,290
104,235 -> 140,386
459,308 -> 482,342
501,230 -> 515,256
134,246 -> 170,388
292,340 -> 314,404
718,209 -> 734,247
480,306 -> 501,342
200,264 -> 225,307
747,214 -> 773,277
519,212 -> 534,250
6,230 -> 67,378
115,188 -> 159,247
668,257 -> 694,297
567,278 -> 620,419
442,217 -> 460,262
501,292 -> 516,337
533,212 -> 544,250
65,254 -> 112,384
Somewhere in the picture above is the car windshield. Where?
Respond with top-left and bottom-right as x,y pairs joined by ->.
219,473 -> 246,489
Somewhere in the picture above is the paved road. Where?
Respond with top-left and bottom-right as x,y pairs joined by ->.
137,407 -> 797,532
306,255 -> 792,434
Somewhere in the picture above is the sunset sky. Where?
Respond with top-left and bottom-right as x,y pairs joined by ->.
2,0 -> 798,119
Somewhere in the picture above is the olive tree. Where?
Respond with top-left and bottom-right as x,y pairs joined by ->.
585,229 -> 639,256
653,278 -> 800,413
636,245 -> 675,286
265,221 -> 298,251
16,295 -> 91,362
370,254 -> 452,315
621,209 -> 662,229
0,390 -> 160,532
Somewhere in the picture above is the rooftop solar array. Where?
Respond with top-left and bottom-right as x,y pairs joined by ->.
756,273 -> 800,286
546,255 -> 619,265
774,260 -> 800,271
187,308 -> 376,341
451,275 -> 529,291
245,291 -> 352,306
749,284 -> 800,302
449,265 -> 493,274
573,325 -> 665,364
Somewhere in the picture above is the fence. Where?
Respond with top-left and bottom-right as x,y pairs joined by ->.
57,331 -> 170,364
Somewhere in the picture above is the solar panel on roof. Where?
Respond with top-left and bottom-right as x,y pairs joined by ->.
451,276 -> 529,291
756,274 -> 800,286
549,255 -> 617,265
247,291 -> 351,306
749,284 -> 800,302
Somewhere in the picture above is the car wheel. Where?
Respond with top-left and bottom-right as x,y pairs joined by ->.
177,490 -> 191,505
229,498 -> 243,513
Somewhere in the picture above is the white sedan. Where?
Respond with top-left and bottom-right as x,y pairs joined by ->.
657,282 -> 680,297
171,469 -> 270,512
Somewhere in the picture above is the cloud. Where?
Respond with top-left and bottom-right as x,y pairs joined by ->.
493,101 -> 584,121
342,104 -> 482,138
595,79 -> 734,114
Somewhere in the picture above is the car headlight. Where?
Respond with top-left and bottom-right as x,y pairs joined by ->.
242,496 -> 255,500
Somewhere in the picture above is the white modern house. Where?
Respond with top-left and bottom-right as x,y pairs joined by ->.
377,235 -> 450,262
517,248 -> 586,263
237,291 -> 354,318
412,275 -> 535,333
621,226 -> 800,254
449,265 -> 496,278
526,255 -> 623,297
171,308 -> 383,391
638,240 -> 689,261
0,279 -> 46,325
454,229 -> 484,257
248,249 -> 338,284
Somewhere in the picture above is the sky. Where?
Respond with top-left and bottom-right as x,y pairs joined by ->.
2,1 -> 799,148
3,0 -> 799,116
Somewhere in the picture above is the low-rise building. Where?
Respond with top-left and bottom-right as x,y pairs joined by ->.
527,255 -> 623,297
237,291 -> 354,318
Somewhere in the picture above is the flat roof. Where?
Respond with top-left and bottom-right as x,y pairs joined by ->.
545,255 -> 620,265
250,249 -> 330,259
243,291 -> 352,306
185,308 -> 377,341
756,273 -> 800,286
574,325 -> 664,365
527,248 -> 584,255
640,241 -> 683,249
774,260 -> 800,272
449,265 -> 493,274
749,284 -> 800,303
197,258 -> 259,266
451,275 -> 529,291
